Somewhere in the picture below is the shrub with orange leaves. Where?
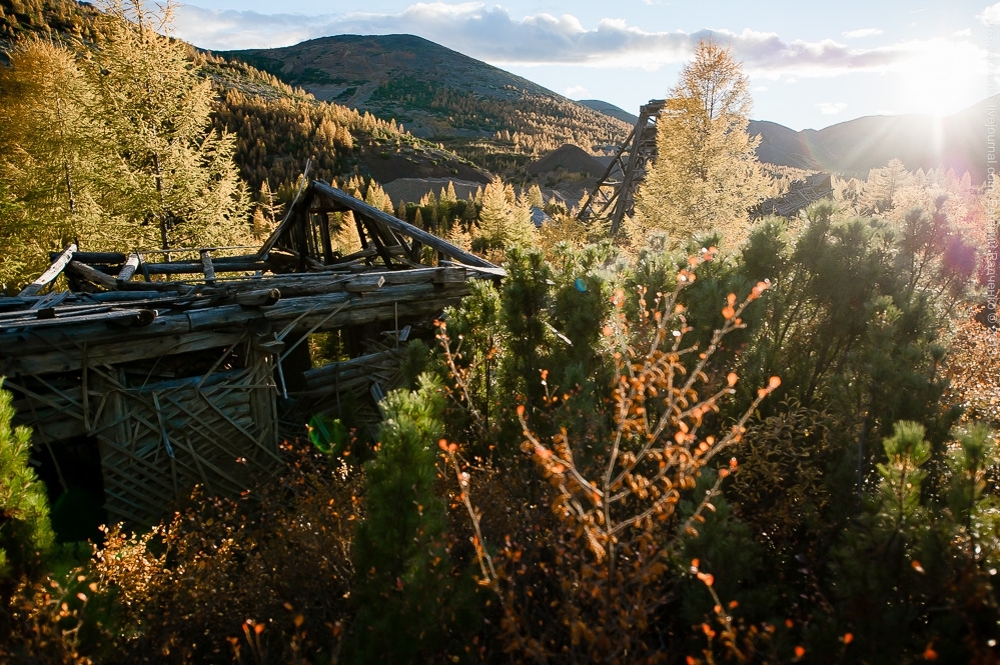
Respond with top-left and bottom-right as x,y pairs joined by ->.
438,248 -> 779,663
94,444 -> 360,663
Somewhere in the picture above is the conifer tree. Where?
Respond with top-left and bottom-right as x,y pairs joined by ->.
858,158 -> 912,215
87,0 -> 248,250
0,379 -> 53,577
472,176 -> 536,252
635,39 -> 767,246
0,37 -> 108,284
349,375 -> 476,662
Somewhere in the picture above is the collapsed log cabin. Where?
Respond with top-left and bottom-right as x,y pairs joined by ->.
0,180 -> 503,527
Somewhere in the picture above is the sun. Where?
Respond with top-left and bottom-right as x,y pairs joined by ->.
891,38 -> 985,117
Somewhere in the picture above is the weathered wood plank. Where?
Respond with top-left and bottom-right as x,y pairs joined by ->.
0,308 -> 156,332
139,257 -> 271,275
67,260 -> 118,290
20,244 -> 77,297
51,251 -> 125,264
117,253 -> 140,281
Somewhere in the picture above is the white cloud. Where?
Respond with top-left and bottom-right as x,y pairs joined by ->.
170,3 -> 985,82
565,85 -> 588,97
817,102 -> 847,115
954,28 -> 972,37
842,28 -> 883,39
980,3 -> 1000,25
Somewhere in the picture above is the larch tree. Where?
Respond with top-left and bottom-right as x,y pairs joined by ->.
635,39 -> 767,246
472,176 -> 536,254
0,37 -> 110,286
86,0 -> 248,251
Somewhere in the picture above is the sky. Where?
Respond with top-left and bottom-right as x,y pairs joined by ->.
170,0 -> 1000,131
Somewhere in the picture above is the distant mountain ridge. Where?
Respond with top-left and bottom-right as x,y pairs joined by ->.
748,102 -> 986,182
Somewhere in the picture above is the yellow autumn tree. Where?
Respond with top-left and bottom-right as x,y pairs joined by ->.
636,39 -> 767,247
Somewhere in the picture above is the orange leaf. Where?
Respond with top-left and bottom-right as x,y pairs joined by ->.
794,646 -> 805,658
438,439 -> 449,451
911,560 -> 925,574
727,372 -> 738,387
722,306 -> 736,320
517,405 -> 525,417
768,376 -> 782,390
843,632 -> 853,645
924,646 -> 938,660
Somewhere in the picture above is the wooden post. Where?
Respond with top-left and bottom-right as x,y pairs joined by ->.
200,250 -> 216,285
117,253 -> 141,281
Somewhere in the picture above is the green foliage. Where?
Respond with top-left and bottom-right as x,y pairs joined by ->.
349,374 -> 478,663
0,378 -> 53,578
87,0 -> 249,250
876,421 -> 932,530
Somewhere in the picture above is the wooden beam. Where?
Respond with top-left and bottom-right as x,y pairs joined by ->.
0,308 -> 156,332
67,260 -> 118,290
21,244 -> 77,297
310,181 -> 501,270
140,257 -> 271,275
50,250 -> 124,264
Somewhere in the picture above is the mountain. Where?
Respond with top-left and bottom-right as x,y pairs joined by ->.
579,100 -> 639,126
220,35 -> 632,176
0,1 -> 490,198
749,101 -> 987,182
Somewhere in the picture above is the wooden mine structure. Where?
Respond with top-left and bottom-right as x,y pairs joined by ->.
0,180 -> 503,526
578,99 -> 665,235
578,101 -> 835,234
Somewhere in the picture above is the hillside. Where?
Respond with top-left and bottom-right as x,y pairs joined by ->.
0,0 -> 490,199
749,102 -> 986,181
579,99 -> 639,126
220,34 -> 632,177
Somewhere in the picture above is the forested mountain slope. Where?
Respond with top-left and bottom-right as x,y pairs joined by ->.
222,34 -> 632,175
0,0 -> 489,200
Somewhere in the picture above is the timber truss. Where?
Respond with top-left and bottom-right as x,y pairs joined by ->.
0,180 -> 502,525
577,99 -> 665,235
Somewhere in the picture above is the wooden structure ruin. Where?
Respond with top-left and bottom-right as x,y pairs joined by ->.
0,180 -> 502,526
578,99 -> 664,235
